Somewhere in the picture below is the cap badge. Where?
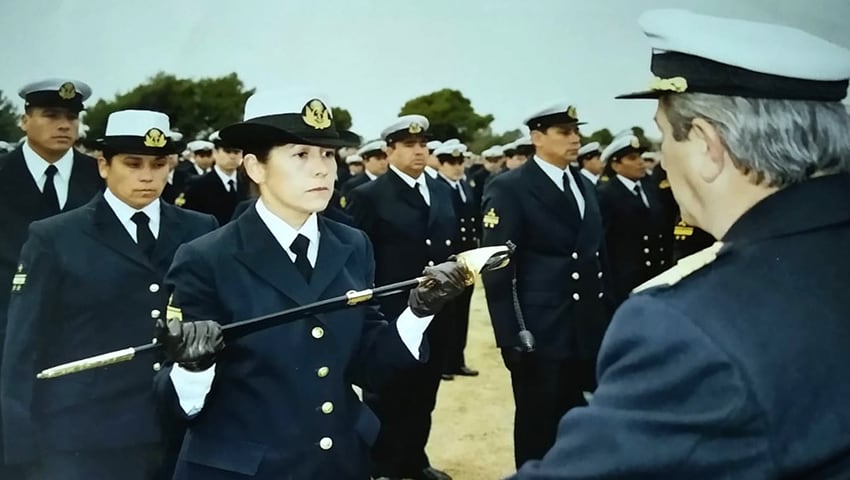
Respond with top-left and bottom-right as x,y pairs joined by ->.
302,99 -> 332,130
58,82 -> 77,100
649,76 -> 688,93
630,137 -> 641,149
566,106 -> 578,119
452,148 -> 462,157
408,122 -> 423,134
144,128 -> 167,148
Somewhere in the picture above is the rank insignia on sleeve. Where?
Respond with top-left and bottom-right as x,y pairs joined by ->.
339,196 -> 347,208
659,179 -> 670,189
11,264 -> 26,292
674,220 -> 694,240
483,208 -> 500,229
175,193 -> 186,207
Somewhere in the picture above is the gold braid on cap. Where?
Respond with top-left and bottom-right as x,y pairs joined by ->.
649,76 -> 688,93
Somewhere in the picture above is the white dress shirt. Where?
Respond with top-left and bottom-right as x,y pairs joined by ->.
616,175 -> 650,207
213,165 -> 239,192
103,188 -> 161,241
533,156 -> 586,218
170,196 -> 433,415
167,170 -> 175,185
580,168 -> 599,185
365,170 -> 378,181
390,164 -> 431,206
22,141 -> 74,209
424,165 -> 439,179
438,173 -> 467,203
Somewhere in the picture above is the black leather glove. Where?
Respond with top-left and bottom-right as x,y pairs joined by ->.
156,317 -> 224,372
408,261 -> 468,317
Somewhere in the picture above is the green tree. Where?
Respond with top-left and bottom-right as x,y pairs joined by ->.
399,89 -> 494,143
0,90 -> 20,141
468,128 -> 523,154
332,107 -> 352,131
581,128 -> 614,147
84,72 -> 254,141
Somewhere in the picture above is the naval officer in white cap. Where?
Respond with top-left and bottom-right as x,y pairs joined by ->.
347,114 -> 458,480
0,79 -> 104,479
1,109 -> 217,480
481,98 -> 611,470
510,9 -> 850,479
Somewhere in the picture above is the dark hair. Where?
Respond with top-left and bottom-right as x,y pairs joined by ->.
577,152 -> 599,167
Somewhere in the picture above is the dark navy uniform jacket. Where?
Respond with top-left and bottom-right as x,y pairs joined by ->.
481,158 -> 613,361
511,173 -> 850,479
596,176 -> 672,306
0,193 -> 216,465
156,208 -> 422,479
180,169 -> 249,226
347,168 -> 457,319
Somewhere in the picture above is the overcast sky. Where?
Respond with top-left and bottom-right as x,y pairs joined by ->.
2,0 -> 848,142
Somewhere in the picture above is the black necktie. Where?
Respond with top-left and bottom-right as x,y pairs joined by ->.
290,234 -> 313,282
228,179 -> 237,200
454,184 -> 466,204
43,165 -> 60,214
131,212 -> 156,258
633,184 -> 649,208
561,172 -> 580,218
414,183 -> 428,206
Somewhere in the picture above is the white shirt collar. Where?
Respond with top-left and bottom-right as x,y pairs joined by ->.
438,172 -> 460,189
580,168 -> 599,184
189,159 -> 205,175
167,170 -> 174,185
365,170 -> 378,181
616,174 -> 642,192
424,165 -> 439,179
390,164 -> 427,189
254,197 -> 320,267
22,141 -> 74,186
214,165 -> 238,190
533,155 -> 571,189
103,188 -> 161,240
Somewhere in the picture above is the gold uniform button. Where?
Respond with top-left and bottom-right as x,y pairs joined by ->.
461,237 -> 467,242
598,292 -> 605,299
471,217 -> 476,222
319,437 -> 333,450
445,239 -> 451,246
311,327 -> 325,339
152,362 -> 162,372
643,235 -> 649,241
460,227 -> 466,233
595,251 -> 600,257
425,239 -> 432,246
645,261 -> 652,267
150,309 -> 161,319
571,272 -> 580,280
571,252 -> 579,260
149,283 -> 160,293
460,218 -> 465,223
644,248 -> 650,254
572,293 -> 580,301
321,402 -> 334,414
317,366 -> 329,378
427,261 -> 435,267
598,271 -> 603,279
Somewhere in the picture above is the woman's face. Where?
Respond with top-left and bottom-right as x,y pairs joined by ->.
245,143 -> 336,222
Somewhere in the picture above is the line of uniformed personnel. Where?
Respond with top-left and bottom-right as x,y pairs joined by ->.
4,7 -> 849,479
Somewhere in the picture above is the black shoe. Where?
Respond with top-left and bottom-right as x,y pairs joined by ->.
412,466 -> 452,480
441,373 -> 455,381
454,366 -> 479,377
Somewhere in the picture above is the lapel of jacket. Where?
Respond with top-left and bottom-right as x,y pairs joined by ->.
233,208 -> 353,306
83,193 -> 154,270
522,159 -> 580,224
0,148 -> 44,219
152,203 -> 189,270
65,151 -> 102,211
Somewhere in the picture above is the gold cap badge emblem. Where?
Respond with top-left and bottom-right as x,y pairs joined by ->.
408,122 -> 423,134
58,82 -> 77,100
630,137 -> 641,149
302,99 -> 332,130
144,128 -> 167,148
566,106 -> 578,119
649,76 -> 688,93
